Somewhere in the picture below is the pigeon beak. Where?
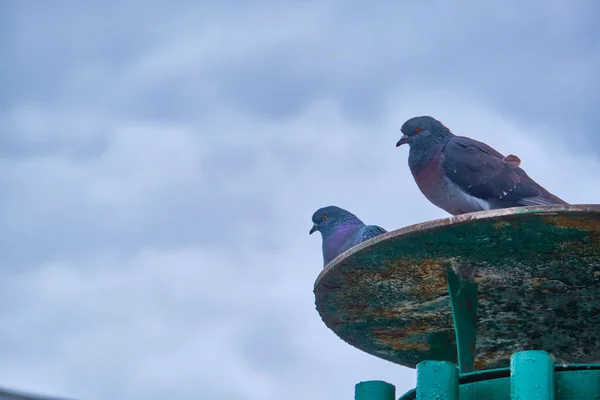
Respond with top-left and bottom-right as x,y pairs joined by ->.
396,135 -> 409,147
309,224 -> 318,235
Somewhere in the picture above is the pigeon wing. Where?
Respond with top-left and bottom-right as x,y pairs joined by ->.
358,225 -> 387,242
441,136 -> 540,203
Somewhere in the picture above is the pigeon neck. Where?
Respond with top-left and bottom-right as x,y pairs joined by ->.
322,218 -> 363,239
409,131 -> 450,169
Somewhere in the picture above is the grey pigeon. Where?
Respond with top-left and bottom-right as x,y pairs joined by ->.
309,206 -> 387,267
396,116 -> 567,215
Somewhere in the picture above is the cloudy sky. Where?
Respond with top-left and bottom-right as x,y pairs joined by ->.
1,1 -> 600,399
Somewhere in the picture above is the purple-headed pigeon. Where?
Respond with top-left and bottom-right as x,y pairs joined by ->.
310,206 -> 386,267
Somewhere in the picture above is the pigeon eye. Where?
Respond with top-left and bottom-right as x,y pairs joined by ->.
415,128 -> 422,134
322,215 -> 328,221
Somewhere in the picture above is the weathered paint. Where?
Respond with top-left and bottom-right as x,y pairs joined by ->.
511,351 -> 555,399
354,380 -> 395,400
416,361 -> 459,400
399,362 -> 600,399
314,205 -> 600,369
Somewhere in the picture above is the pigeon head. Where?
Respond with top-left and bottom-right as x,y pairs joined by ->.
396,116 -> 451,147
309,206 -> 360,236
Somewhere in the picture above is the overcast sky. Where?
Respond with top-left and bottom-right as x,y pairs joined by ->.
1,1 -> 600,399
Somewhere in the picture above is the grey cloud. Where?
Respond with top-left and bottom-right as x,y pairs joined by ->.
1,1 -> 599,399
189,1 -> 600,144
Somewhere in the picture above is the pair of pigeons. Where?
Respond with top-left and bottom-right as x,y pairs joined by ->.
310,116 -> 567,267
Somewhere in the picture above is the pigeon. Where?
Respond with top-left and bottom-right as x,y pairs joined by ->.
396,116 -> 567,215
309,206 -> 387,267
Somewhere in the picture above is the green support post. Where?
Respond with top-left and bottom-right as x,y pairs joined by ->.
447,269 -> 477,373
510,350 -> 555,400
355,380 -> 395,400
416,360 -> 459,400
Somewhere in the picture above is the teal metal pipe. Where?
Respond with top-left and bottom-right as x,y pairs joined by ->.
355,380 -> 395,400
416,360 -> 459,400
510,350 -> 555,400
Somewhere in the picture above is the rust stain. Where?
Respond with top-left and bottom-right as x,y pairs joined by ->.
382,340 -> 430,351
345,302 -> 371,312
382,257 -> 448,298
373,308 -> 401,319
373,320 -> 434,338
372,329 -> 411,341
475,350 -> 512,366
493,221 -> 511,230
548,215 -> 600,231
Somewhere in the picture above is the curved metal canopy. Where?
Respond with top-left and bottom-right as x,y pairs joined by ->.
314,205 -> 600,370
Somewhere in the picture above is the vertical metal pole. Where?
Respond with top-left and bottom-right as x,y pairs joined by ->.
510,350 -> 555,400
447,269 -> 477,373
355,380 -> 395,400
416,360 -> 459,400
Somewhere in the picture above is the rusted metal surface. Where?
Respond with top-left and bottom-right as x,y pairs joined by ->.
314,205 -> 600,370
